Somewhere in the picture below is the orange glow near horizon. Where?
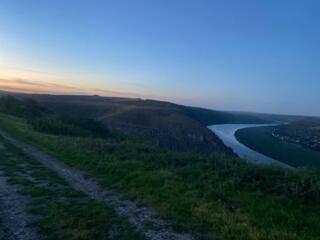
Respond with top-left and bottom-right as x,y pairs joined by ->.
0,67 -> 87,94
0,64 -> 130,94
0,66 -> 182,102
0,67 -> 149,99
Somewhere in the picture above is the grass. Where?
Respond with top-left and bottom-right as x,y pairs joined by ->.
0,133 -> 145,240
0,113 -> 320,239
235,126 -> 320,169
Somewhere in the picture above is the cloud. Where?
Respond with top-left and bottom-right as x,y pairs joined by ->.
0,77 -> 142,98
0,65 -> 60,77
0,65 -> 170,100
0,77 -> 191,106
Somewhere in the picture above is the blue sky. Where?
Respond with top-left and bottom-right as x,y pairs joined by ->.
0,0 -> 319,116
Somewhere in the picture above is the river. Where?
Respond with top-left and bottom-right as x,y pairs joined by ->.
208,124 -> 290,168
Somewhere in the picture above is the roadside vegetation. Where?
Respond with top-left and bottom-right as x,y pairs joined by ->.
0,96 -> 320,240
236,126 -> 320,169
0,133 -> 144,240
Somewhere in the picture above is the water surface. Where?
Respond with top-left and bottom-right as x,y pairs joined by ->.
208,124 -> 290,168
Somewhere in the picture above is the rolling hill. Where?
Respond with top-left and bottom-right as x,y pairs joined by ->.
0,91 -> 281,153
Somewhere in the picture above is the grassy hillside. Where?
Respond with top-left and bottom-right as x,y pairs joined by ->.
180,106 -> 269,125
7,93 -> 230,153
0,97 -> 319,239
235,126 -> 320,169
1,91 -> 277,153
0,134 -> 144,240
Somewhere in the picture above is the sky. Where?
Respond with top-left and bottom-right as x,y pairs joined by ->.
0,0 -> 319,116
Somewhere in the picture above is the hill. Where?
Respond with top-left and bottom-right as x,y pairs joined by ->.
0,104 -> 319,240
0,93 -> 320,239
0,91 -> 269,153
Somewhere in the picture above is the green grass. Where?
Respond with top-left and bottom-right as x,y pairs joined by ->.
0,113 -> 320,239
0,133 -> 145,240
235,126 -> 320,169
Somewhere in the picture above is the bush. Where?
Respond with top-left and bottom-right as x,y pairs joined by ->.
30,114 -> 112,138
0,95 -> 112,138
0,95 -> 46,118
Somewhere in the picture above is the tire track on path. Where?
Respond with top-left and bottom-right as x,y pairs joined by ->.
0,140 -> 41,240
0,130 -> 192,240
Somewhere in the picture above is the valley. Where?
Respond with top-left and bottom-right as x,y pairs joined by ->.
2,1 -> 320,239
208,124 -> 290,167
0,94 -> 319,239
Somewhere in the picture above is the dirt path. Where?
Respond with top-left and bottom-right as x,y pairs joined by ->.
0,170 -> 41,240
0,130 -> 192,240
